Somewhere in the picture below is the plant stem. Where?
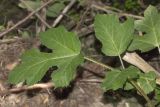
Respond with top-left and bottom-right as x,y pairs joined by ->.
84,56 -> 113,70
129,79 -> 153,107
119,56 -> 153,107
84,56 -> 153,107
157,46 -> 160,55
118,55 -> 125,69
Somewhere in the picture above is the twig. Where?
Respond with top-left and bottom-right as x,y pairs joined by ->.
103,5 -> 122,13
39,1 -> 48,32
77,24 -> 93,37
91,4 -> 143,19
75,5 -> 90,31
118,13 -> 143,19
20,0 -> 51,29
79,79 -> 102,83
0,0 -> 53,38
1,78 -> 103,95
123,52 -> 160,86
91,4 -> 117,14
0,82 -> 54,95
52,0 -> 77,27
0,38 -> 21,44
129,79 -> 153,107
123,52 -> 159,76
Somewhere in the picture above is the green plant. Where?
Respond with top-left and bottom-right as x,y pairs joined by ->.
8,5 -> 160,107
129,6 -> 160,53
8,26 -> 84,87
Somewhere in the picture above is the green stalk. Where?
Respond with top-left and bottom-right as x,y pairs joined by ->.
84,56 -> 153,107
84,56 -> 113,70
118,55 -> 125,69
118,55 -> 153,107
129,79 -> 153,107
157,46 -> 160,55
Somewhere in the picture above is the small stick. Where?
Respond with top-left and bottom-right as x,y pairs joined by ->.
0,78 -> 103,95
0,82 -> 54,95
119,13 -> 143,19
91,4 -> 143,19
52,0 -> 77,27
123,52 -> 159,75
0,38 -> 22,44
75,6 -> 90,31
0,0 -> 53,38
79,79 -> 102,83
20,0 -> 51,28
122,52 -> 160,85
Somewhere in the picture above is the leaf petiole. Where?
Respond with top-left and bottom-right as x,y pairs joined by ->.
118,55 -> 125,69
84,56 -> 113,70
129,79 -> 153,107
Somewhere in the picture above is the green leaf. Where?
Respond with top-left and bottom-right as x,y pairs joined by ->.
137,71 -> 156,94
124,82 -> 134,90
128,35 -> 155,52
101,66 -> 140,91
125,71 -> 157,93
128,5 -> 160,52
19,1 -> 41,11
94,14 -> 134,56
8,26 -> 84,88
46,2 -> 65,17
155,86 -> 160,102
0,25 -> 5,31
19,31 -> 30,38
78,0 -> 86,6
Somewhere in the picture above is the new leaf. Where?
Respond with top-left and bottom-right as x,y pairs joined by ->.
124,72 -> 156,93
129,5 -> 160,52
101,66 -> 140,91
46,2 -> 65,17
19,1 -> 41,11
137,72 -> 156,94
94,14 -> 134,56
8,26 -> 84,88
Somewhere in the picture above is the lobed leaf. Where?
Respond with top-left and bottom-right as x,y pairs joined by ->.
101,66 -> 140,91
19,1 -> 41,11
155,86 -> 160,102
46,2 -> 65,17
8,26 -> 84,88
137,71 -> 156,94
94,14 -> 134,56
129,5 -> 160,52
128,35 -> 155,52
124,82 -> 134,90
